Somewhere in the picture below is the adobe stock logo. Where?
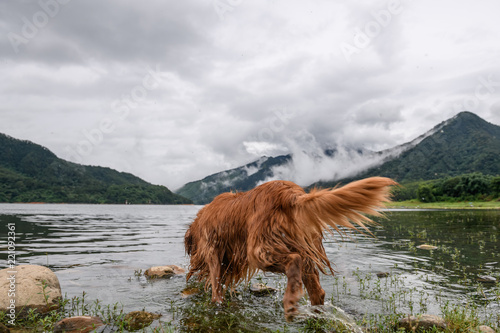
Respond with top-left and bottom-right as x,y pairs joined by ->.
213,0 -> 243,21
7,0 -> 71,54
339,0 -> 405,63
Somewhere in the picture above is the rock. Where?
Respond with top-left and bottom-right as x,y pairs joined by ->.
53,316 -> 105,333
376,272 -> 390,278
144,265 -> 185,278
417,244 -> 438,250
477,275 -> 497,283
477,325 -> 495,333
181,286 -> 201,298
398,314 -> 447,332
123,311 -> 161,331
249,283 -> 277,296
0,265 -> 62,318
0,323 -> 10,333
295,305 -> 363,333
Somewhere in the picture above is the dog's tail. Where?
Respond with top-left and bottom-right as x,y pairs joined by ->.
295,177 -> 397,237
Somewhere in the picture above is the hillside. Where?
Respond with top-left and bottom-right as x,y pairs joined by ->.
0,133 -> 192,204
314,111 -> 500,188
176,155 -> 291,204
177,112 -> 500,203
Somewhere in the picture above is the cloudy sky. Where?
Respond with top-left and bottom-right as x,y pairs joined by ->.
1,0 -> 499,189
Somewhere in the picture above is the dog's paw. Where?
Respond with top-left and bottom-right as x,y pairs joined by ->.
284,304 -> 300,321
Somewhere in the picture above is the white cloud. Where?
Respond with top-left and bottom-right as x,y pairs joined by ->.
1,0 -> 499,189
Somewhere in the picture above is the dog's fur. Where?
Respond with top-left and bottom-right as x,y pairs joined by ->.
184,177 -> 397,317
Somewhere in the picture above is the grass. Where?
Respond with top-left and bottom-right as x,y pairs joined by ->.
386,200 -> 500,209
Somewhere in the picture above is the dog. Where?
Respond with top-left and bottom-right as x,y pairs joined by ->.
184,177 -> 396,317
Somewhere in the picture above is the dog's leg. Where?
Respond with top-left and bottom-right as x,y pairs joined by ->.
207,252 -> 224,303
302,267 -> 325,306
283,253 -> 304,319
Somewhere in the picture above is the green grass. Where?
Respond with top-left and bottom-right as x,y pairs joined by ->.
387,200 -> 500,209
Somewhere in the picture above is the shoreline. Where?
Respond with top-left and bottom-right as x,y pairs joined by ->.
386,200 -> 500,210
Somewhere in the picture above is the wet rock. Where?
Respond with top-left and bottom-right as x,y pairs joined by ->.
0,323 -> 10,333
0,265 -> 62,317
477,325 -> 496,333
417,244 -> 438,250
477,275 -> 497,284
53,316 -> 104,333
296,305 -> 363,333
398,314 -> 447,331
181,286 -> 201,298
123,311 -> 161,331
144,265 -> 185,278
376,272 -> 390,278
249,283 -> 277,296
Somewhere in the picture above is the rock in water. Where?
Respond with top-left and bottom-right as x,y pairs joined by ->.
398,314 -> 447,331
123,311 -> 161,331
54,316 -> 105,333
295,305 -> 363,333
417,244 -> 438,250
0,265 -> 62,317
181,286 -> 201,298
144,265 -> 185,278
249,283 -> 277,296
376,272 -> 390,278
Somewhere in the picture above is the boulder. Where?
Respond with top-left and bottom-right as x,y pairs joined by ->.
144,265 -> 185,278
0,265 -> 62,318
398,314 -> 447,331
123,311 -> 161,331
53,316 -> 105,333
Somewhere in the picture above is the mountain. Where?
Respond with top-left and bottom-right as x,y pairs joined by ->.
176,155 -> 292,204
313,111 -> 500,188
177,112 -> 500,203
0,133 -> 192,204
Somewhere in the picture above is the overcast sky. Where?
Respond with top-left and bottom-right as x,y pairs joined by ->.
1,0 -> 499,189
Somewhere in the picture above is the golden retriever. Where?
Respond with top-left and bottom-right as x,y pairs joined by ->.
184,177 -> 396,317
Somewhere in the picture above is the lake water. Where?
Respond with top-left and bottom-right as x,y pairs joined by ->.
0,204 -> 499,332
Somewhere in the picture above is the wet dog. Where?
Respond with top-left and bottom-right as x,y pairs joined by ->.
184,177 -> 396,317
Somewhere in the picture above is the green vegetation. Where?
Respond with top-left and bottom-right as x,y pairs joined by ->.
391,172 -> 500,206
387,200 -> 500,209
0,133 -> 191,204
0,292 -> 174,332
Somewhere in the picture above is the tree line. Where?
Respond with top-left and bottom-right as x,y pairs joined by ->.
392,173 -> 500,202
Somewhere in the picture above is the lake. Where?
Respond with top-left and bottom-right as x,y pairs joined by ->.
0,204 -> 499,332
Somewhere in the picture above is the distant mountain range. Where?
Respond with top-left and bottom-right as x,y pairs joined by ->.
177,112 -> 500,204
0,133 -> 191,204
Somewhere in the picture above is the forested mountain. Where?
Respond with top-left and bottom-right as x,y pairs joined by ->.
176,155 -> 292,204
178,112 -> 500,203
313,111 -> 500,188
0,133 -> 191,204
